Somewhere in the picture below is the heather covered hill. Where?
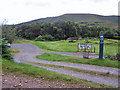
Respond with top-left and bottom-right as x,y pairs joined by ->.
17,14 -> 118,28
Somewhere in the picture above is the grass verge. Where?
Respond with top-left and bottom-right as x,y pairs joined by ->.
25,61 -> 118,78
2,59 -> 115,88
36,53 -> 118,68
13,39 -> 31,44
9,48 -> 20,54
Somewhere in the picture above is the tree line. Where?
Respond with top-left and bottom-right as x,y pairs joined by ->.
2,21 -> 120,42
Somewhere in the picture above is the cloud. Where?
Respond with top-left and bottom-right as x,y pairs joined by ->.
89,0 -> 107,3
0,0 -> 119,24
25,2 -> 50,7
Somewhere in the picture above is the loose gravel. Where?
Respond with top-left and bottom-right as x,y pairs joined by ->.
10,43 -> 119,87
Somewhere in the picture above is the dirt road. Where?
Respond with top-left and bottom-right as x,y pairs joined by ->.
10,44 -> 119,87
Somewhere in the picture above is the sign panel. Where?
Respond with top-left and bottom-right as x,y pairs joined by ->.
86,44 -> 92,49
79,44 -> 85,49
78,44 -> 92,50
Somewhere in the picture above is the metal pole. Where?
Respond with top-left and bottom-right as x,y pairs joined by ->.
99,34 -> 104,60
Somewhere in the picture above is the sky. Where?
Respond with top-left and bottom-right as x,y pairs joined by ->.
0,0 -> 119,24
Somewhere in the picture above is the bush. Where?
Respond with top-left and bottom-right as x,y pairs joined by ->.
35,35 -> 45,41
35,35 -> 54,41
1,39 -> 13,61
2,25 -> 17,44
2,54 -> 13,60
116,53 -> 120,61
42,34 -> 54,41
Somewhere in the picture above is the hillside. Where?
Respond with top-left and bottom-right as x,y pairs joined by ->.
17,13 -> 118,28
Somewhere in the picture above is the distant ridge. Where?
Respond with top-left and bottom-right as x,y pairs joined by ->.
17,13 -> 118,28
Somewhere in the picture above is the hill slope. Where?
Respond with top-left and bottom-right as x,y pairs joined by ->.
18,14 -> 118,28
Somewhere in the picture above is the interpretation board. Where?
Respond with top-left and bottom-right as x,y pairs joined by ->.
78,43 -> 92,52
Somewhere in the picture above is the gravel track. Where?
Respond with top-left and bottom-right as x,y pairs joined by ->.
11,44 -> 119,87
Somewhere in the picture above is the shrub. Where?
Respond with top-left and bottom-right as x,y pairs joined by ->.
2,54 -> 13,60
116,53 -> 120,61
1,39 -> 13,61
2,25 -> 17,44
42,34 -> 54,41
35,35 -> 54,41
35,35 -> 45,41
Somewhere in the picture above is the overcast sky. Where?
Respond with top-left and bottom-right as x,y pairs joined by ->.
0,0 -> 119,24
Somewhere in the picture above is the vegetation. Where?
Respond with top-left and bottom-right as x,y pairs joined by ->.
17,14 -> 118,28
16,21 -> 120,41
1,39 -> 13,61
2,59 -> 115,88
30,38 -> 118,56
2,25 -> 17,43
9,48 -> 20,54
36,53 -> 118,68
26,61 -> 118,78
13,39 -> 31,44
2,14 -> 119,88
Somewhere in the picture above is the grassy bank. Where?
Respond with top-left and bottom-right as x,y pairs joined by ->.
9,48 -> 20,54
36,53 -> 118,68
13,39 -> 31,44
2,59 -> 114,88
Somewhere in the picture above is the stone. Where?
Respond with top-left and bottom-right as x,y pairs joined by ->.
49,85 -> 51,87
106,72 -> 110,74
42,78 -> 44,80
18,83 -> 22,86
25,80 -> 28,83
95,42 -> 99,44
2,82 -> 4,84
4,80 -> 7,82
104,56 -> 108,59
13,85 -> 17,87
62,84 -> 65,86
113,41 -> 117,43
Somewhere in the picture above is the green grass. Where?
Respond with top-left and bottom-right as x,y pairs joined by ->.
29,38 -> 118,56
2,59 -> 115,88
9,48 -> 20,54
13,38 -> 118,56
13,39 -> 31,44
36,53 -> 118,68
0,57 -> 2,73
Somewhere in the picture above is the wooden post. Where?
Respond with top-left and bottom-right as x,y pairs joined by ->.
77,43 -> 79,52
84,43 -> 86,52
91,44 -> 92,53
